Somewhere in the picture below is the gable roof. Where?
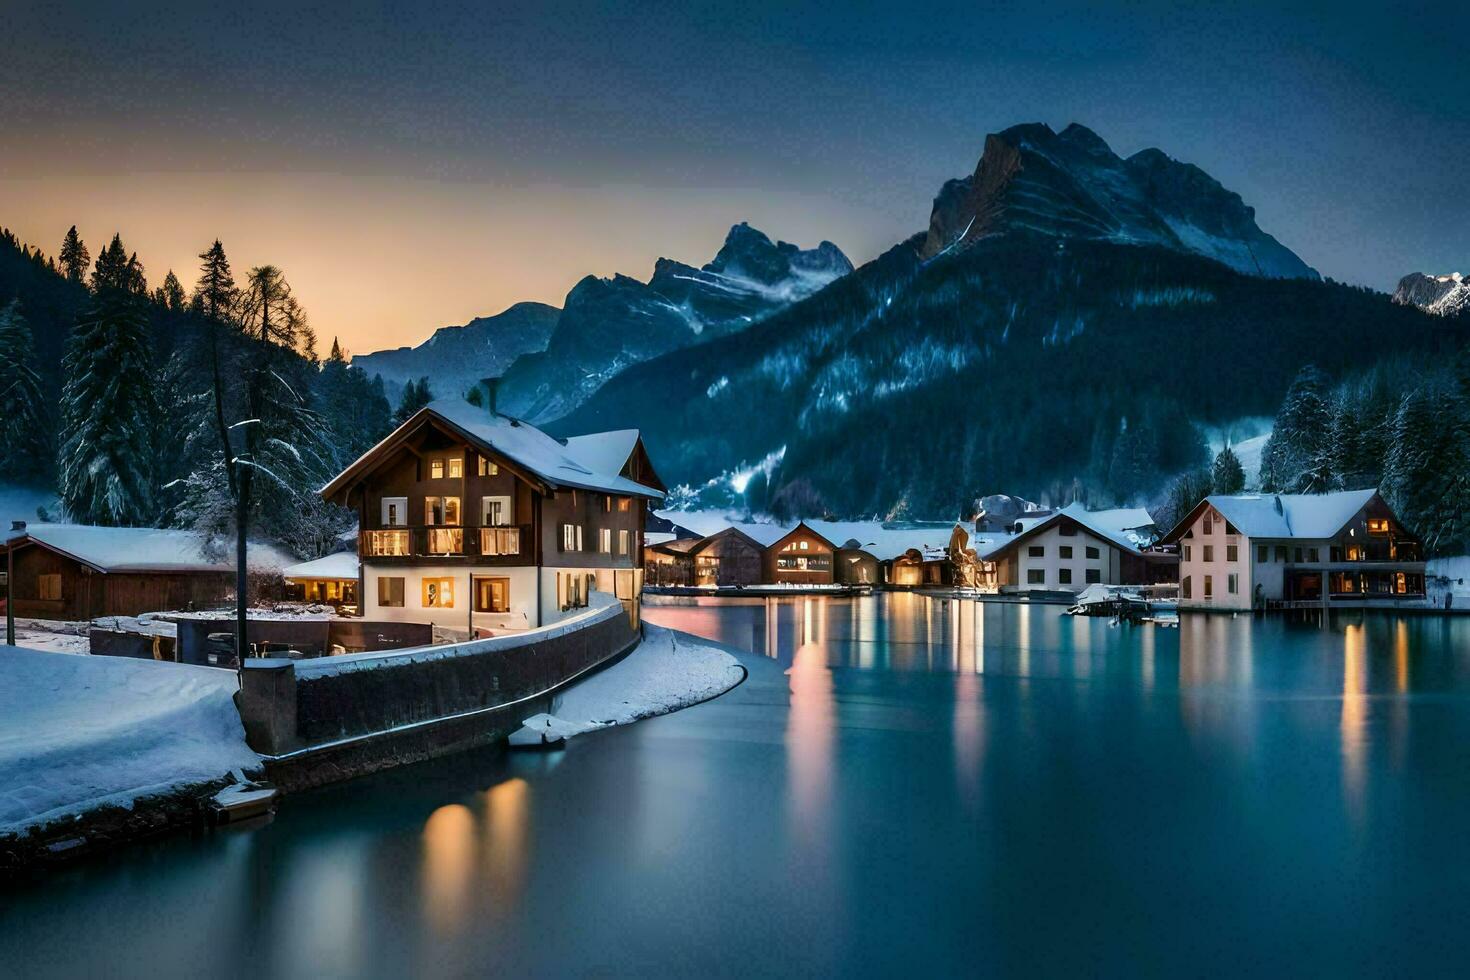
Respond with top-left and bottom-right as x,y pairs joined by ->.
983,503 -> 1154,559
2,524 -> 296,574
321,398 -> 664,502
1164,489 -> 1380,542
283,552 -> 359,581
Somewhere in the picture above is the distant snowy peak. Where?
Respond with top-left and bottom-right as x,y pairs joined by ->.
1393,271 -> 1468,316
494,223 -> 851,422
920,122 -> 1319,281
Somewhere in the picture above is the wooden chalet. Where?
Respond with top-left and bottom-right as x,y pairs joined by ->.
1,522 -> 293,620
319,393 -> 665,632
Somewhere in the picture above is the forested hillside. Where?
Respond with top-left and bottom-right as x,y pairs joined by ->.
0,226 -> 396,557
555,233 -> 1468,519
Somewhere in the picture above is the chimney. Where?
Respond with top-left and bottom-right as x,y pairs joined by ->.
10,520 -> 25,532
480,377 -> 499,417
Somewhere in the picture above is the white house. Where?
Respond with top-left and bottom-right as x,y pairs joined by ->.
1161,489 -> 1426,611
981,503 -> 1168,593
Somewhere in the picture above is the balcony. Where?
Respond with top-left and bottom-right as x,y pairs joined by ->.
360,525 -> 531,564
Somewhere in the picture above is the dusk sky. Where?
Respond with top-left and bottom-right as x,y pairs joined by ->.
4,0 -> 1466,354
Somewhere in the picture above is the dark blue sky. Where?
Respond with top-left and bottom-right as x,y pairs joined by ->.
4,1 -> 1465,348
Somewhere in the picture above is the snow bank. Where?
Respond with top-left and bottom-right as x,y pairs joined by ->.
516,625 -> 744,741
0,647 -> 260,833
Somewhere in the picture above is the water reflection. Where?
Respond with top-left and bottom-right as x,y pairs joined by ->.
422,803 -> 475,935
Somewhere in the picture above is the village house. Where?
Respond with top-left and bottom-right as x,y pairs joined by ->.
319,393 -> 664,632
1,522 -> 294,620
282,553 -> 360,609
1161,489 -> 1425,610
980,503 -> 1170,593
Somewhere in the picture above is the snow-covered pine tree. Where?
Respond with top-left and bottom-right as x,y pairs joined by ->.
1259,364 -> 1330,492
58,267 -> 157,525
58,226 -> 89,283
0,299 -> 53,483
1383,383 -> 1470,555
1211,445 -> 1245,495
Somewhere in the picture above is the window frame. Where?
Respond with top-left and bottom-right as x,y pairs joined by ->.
378,576 -> 405,607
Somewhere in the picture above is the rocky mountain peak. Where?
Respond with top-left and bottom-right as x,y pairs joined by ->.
1393,271 -> 1468,316
920,122 -> 1318,281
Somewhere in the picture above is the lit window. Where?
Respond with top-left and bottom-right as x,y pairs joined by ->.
430,459 -> 444,479
599,528 -> 612,554
1368,519 -> 1390,535
422,577 -> 454,608
474,577 -> 510,613
447,457 -> 463,479
478,455 -> 499,477
618,529 -> 629,556
618,497 -> 631,513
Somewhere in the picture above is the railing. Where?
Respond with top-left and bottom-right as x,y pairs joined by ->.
360,525 -> 531,561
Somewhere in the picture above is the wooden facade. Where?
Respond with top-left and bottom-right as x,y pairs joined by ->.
764,525 -> 838,585
320,400 -> 663,629
2,538 -> 233,620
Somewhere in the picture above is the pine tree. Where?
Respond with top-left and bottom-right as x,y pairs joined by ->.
155,270 -> 186,312
1260,364 -> 1331,491
0,300 -> 53,484
239,264 -> 309,355
1211,445 -> 1245,495
1382,384 -> 1470,555
58,273 -> 156,525
194,240 -> 238,320
58,226 -> 89,282
394,377 -> 433,422
88,233 -> 147,295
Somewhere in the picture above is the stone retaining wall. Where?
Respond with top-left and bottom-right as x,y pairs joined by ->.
239,597 -> 639,791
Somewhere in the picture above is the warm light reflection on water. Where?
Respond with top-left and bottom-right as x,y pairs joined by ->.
422,803 -> 475,936
484,778 -> 529,906
1342,624 -> 1368,822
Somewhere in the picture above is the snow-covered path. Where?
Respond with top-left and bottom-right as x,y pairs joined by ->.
0,647 -> 261,833
515,625 -> 746,742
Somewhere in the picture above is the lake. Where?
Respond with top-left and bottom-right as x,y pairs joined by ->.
4,593 -> 1470,978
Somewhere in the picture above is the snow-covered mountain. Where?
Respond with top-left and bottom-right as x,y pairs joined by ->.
493,223 -> 851,422
553,124 -> 1459,517
350,302 -> 559,402
921,123 -> 1318,280
1393,272 -> 1469,316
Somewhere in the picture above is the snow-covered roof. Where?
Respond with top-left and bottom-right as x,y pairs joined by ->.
3,524 -> 296,574
323,399 -> 663,501
1200,489 -> 1379,540
283,552 -> 359,581
643,531 -> 678,547
984,503 -> 1155,558
650,511 -> 1011,562
561,429 -> 641,480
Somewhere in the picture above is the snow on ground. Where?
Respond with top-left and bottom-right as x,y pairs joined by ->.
516,625 -> 745,741
6,620 -> 91,655
0,646 -> 260,834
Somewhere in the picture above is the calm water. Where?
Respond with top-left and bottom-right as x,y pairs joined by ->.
5,594 -> 1470,978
